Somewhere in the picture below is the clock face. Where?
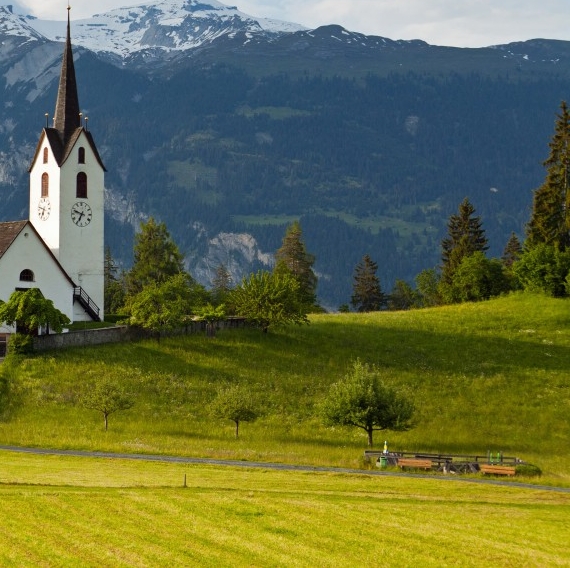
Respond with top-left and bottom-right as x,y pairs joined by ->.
38,197 -> 51,221
71,201 -> 92,227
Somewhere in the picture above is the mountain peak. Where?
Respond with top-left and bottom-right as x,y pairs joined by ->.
27,0 -> 305,59
0,4 -> 44,41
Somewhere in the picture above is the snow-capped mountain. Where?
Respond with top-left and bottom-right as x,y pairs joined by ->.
0,4 -> 44,42
25,0 -> 305,59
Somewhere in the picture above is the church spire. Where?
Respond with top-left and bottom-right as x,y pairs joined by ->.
53,5 -> 80,145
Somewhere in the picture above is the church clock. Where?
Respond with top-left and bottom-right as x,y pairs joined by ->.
37,197 -> 51,220
70,201 -> 92,227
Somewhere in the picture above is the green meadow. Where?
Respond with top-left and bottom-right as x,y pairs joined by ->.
1,292 -> 569,479
1,292 -> 570,564
1,452 -> 569,567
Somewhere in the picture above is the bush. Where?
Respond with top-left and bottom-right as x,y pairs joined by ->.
515,463 -> 542,477
513,244 -> 570,297
8,333 -> 34,355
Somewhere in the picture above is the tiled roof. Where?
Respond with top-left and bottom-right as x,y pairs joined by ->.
0,220 -> 27,260
0,220 -> 75,286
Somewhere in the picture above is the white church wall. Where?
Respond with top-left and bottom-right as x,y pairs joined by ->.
0,225 -> 75,327
29,139 -> 62,255
59,134 -> 105,318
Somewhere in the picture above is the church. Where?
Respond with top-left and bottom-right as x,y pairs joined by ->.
0,8 -> 105,337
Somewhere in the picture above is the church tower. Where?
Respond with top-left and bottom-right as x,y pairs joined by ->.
29,6 -> 106,321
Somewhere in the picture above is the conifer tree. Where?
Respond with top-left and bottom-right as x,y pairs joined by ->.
351,255 -> 384,312
440,197 -> 488,286
274,221 -> 318,309
211,263 -> 232,305
502,232 -> 523,268
126,217 -> 186,296
526,101 -> 570,251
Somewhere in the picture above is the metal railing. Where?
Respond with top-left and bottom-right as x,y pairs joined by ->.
73,287 -> 100,321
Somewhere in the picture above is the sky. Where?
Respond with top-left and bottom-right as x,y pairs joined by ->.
15,0 -> 570,48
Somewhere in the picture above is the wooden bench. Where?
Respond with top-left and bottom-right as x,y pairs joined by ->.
480,464 -> 516,476
397,458 -> 432,470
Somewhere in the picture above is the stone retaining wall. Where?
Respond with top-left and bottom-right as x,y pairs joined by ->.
32,318 -> 246,352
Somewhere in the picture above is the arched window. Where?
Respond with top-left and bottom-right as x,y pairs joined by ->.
19,269 -> 34,282
41,173 -> 49,197
43,147 -> 48,164
76,172 -> 87,198
78,147 -> 85,164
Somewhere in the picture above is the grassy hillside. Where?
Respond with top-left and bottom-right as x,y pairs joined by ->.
1,452 -> 569,566
1,292 -> 569,482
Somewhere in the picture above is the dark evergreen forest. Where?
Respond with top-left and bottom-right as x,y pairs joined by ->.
2,42 -> 569,307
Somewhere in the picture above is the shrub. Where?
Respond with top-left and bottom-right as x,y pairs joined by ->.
8,333 -> 34,355
515,463 -> 542,477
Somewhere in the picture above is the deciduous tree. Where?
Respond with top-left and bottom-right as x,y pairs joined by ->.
351,255 -> 384,312
415,268 -> 442,308
321,359 -> 414,447
0,288 -> 70,337
512,243 -> 570,297
231,271 -> 308,333
81,378 -> 134,431
444,252 -> 510,303
125,273 -> 196,340
526,101 -> 570,250
209,384 -> 259,438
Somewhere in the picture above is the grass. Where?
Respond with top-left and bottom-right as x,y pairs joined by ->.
1,451 -> 570,566
2,293 -> 570,565
1,292 -> 570,483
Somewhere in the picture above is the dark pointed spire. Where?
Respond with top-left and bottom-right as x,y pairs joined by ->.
53,5 -> 80,145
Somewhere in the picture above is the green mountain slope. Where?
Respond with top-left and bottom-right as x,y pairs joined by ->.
1,293 -> 569,481
2,32 -> 570,305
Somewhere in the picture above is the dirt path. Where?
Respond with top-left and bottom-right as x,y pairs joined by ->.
1,444 -> 569,493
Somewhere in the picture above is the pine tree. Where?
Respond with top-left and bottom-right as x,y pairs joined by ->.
211,263 -> 232,305
501,232 -> 523,268
274,221 -> 318,309
126,217 -> 186,296
526,101 -> 570,250
351,255 -> 384,312
441,197 -> 488,286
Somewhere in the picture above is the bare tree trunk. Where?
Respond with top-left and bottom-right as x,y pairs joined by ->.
104,412 -> 109,431
367,427 -> 373,447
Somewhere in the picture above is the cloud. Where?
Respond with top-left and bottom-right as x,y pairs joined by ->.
15,0 -> 570,46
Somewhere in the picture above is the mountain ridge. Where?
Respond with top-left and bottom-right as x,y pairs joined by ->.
1,1 -> 570,307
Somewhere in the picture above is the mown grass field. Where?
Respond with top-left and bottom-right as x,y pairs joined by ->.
1,292 -> 569,481
1,292 -> 570,565
1,452 -> 569,567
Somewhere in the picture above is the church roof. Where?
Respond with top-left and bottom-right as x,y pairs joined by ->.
0,221 -> 28,260
29,126 -> 106,172
28,9 -> 106,173
0,220 -> 75,286
54,7 -> 80,146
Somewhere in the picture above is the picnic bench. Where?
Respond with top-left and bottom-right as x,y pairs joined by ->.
397,458 -> 433,470
365,450 -> 524,475
479,464 -> 516,476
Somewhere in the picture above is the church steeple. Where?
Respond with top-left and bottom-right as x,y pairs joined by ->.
53,5 -> 80,145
